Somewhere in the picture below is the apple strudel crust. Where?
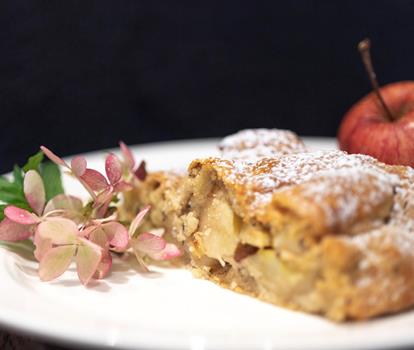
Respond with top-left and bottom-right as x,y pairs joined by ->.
123,130 -> 414,321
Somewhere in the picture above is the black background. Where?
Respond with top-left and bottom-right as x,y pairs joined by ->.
0,2 -> 414,348
1,1 -> 413,173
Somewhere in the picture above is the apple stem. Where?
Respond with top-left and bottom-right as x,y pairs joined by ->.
358,38 -> 395,121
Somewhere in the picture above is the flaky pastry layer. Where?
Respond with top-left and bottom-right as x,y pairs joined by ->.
122,129 -> 414,321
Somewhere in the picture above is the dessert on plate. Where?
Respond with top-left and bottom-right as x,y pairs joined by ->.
122,128 -> 414,321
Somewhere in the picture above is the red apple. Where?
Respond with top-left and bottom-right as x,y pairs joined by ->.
338,39 -> 414,167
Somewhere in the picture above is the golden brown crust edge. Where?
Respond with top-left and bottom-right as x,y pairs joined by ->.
122,150 -> 414,321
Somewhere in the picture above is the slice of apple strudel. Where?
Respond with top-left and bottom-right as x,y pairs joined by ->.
123,129 -> 414,321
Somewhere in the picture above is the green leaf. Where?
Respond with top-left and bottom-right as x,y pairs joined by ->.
0,192 -> 26,204
0,176 -> 16,191
0,167 -> 29,211
0,204 -> 6,221
40,162 -> 64,201
23,151 -> 44,173
0,170 -> 26,206
0,239 -> 36,261
13,165 -> 24,188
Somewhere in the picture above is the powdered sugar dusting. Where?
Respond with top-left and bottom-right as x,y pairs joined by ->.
295,167 -> 395,228
203,149 -> 404,233
219,128 -> 307,160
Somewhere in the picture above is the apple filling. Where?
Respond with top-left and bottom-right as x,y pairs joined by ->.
185,190 -> 332,312
178,168 -> 328,310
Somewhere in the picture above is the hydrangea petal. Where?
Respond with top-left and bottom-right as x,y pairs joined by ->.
0,218 -> 32,241
37,217 -> 78,245
149,243 -> 181,260
88,226 -> 108,248
95,200 -> 112,219
132,250 -> 149,273
93,250 -> 112,280
39,245 -> 76,281
24,170 -> 46,215
134,160 -> 147,181
129,205 -> 151,237
132,232 -> 166,255
4,206 -> 39,225
80,169 -> 108,191
79,225 -> 97,238
113,181 -> 133,192
44,194 -> 83,213
105,153 -> 122,185
40,146 -> 68,167
149,228 -> 165,237
71,156 -> 87,177
34,235 -> 53,261
76,238 -> 102,285
102,222 -> 129,251
119,141 -> 135,169
94,187 -> 113,208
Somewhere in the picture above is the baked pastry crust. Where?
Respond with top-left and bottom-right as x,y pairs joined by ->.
123,129 -> 414,321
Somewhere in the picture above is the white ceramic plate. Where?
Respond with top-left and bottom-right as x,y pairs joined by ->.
1,137 -> 414,350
